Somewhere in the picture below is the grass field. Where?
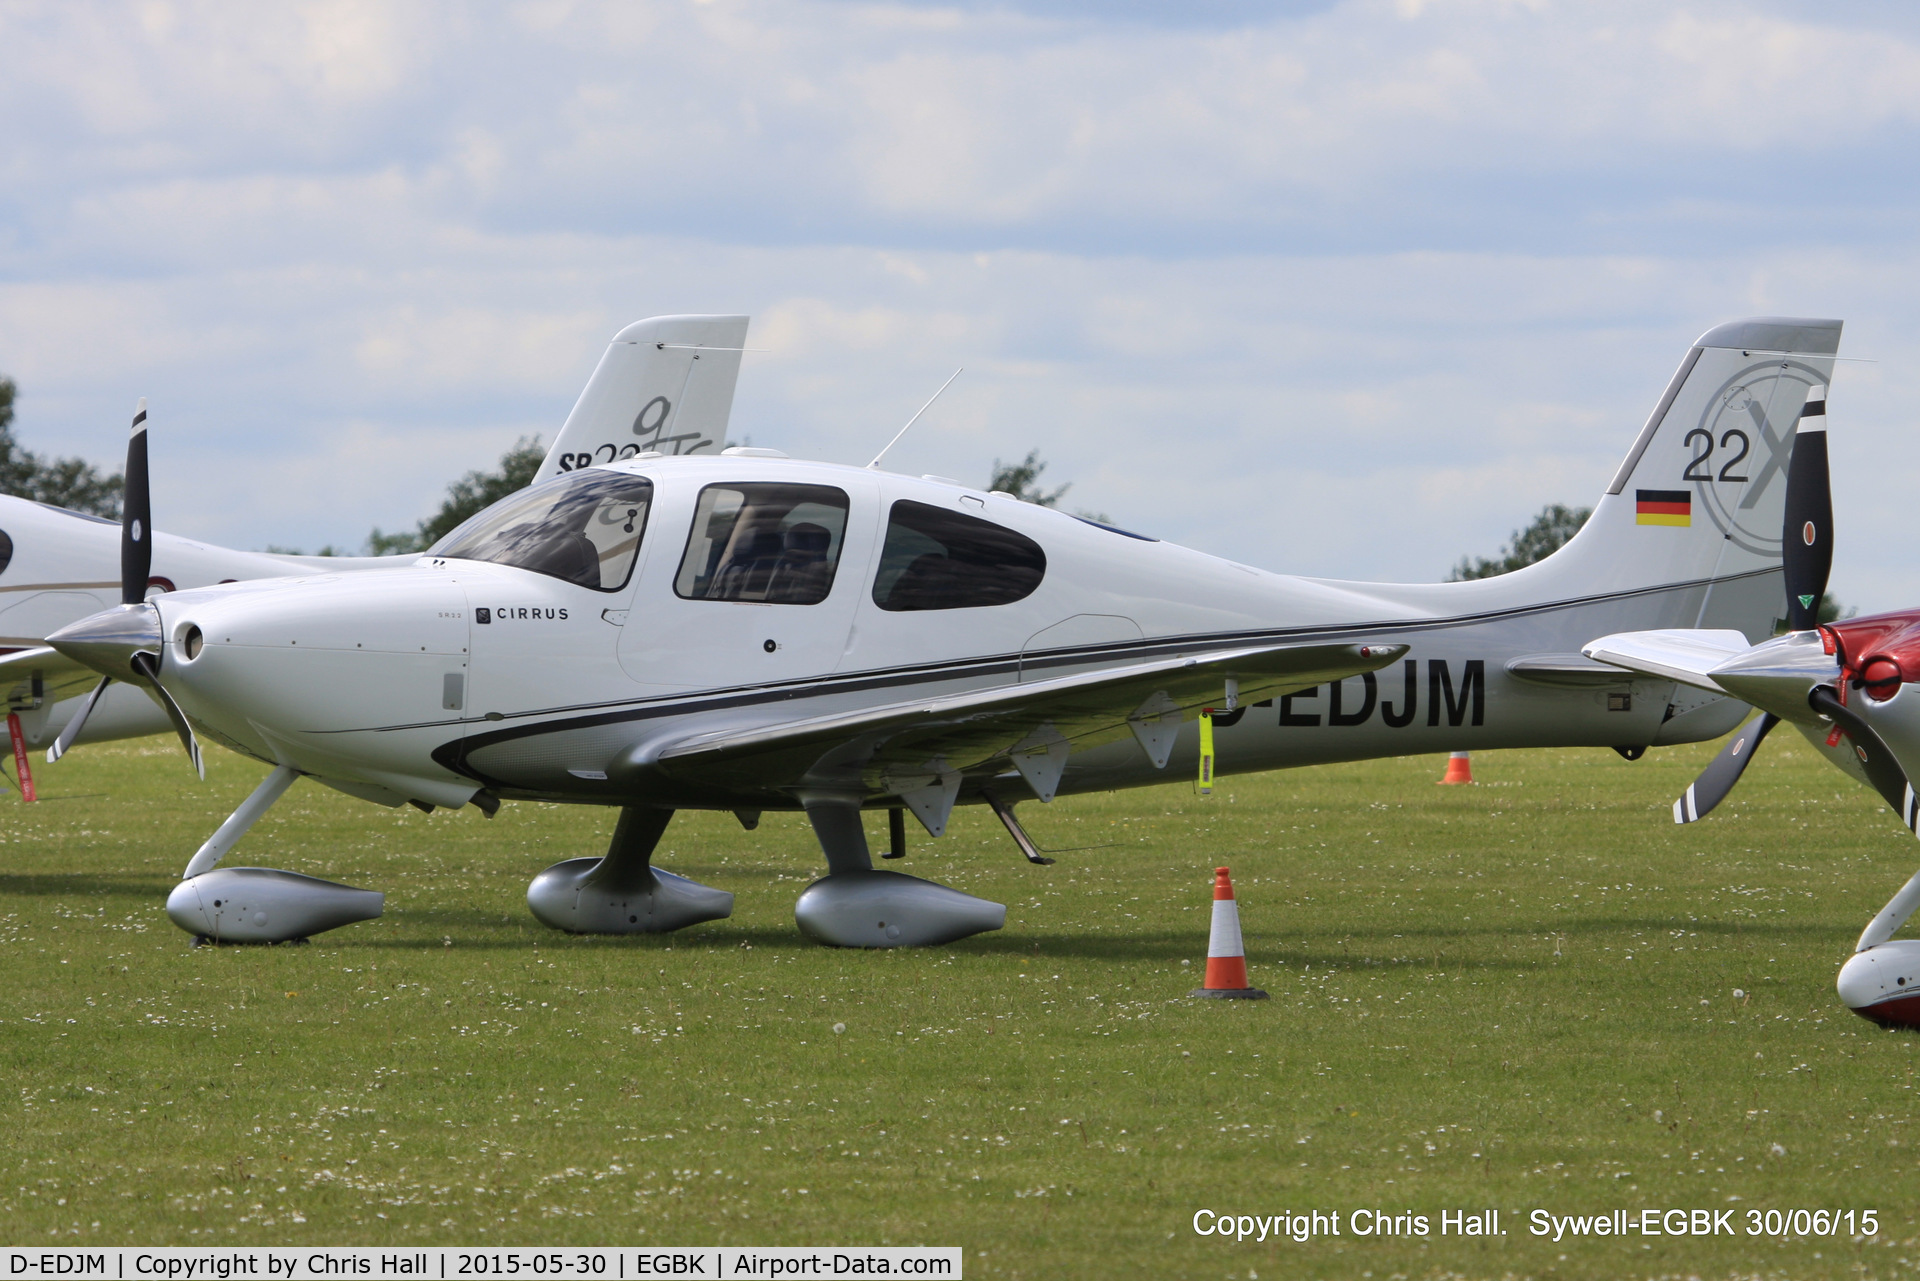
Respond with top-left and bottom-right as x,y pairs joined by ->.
2,732 -> 1918,1279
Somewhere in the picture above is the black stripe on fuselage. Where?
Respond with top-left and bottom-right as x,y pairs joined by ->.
389,566 -> 1774,784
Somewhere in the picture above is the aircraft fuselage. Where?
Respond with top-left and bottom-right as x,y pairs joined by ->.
143,454 -> 1769,816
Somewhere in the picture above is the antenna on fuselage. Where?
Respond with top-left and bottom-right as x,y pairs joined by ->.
867,366 -> 963,470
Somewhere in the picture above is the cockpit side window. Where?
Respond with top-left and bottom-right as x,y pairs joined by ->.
675,483 -> 850,605
872,500 -> 1045,611
428,471 -> 653,592
0,529 -> 11,577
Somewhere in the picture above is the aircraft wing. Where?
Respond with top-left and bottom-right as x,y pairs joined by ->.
650,640 -> 1408,799
1580,629 -> 1753,695
0,645 -> 106,708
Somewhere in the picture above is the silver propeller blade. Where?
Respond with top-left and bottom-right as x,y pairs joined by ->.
1674,713 -> 1779,823
45,676 -> 112,765
128,651 -> 204,780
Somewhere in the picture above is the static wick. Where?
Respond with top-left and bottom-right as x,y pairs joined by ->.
868,367 -> 964,470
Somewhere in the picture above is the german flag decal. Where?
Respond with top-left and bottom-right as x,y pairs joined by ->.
1636,488 -> 1691,526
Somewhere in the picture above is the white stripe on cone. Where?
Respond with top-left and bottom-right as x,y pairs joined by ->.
1207,897 -> 1245,958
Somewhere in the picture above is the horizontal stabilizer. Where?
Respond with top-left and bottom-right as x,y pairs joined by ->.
1581,629 -> 1753,693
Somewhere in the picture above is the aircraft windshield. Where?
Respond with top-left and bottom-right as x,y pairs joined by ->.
428,471 -> 654,592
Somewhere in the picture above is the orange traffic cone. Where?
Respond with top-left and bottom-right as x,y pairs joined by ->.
1189,867 -> 1268,1000
1436,750 -> 1473,784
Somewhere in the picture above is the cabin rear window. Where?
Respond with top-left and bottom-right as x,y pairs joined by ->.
428,471 -> 653,592
0,529 -> 10,577
872,500 -> 1045,611
674,483 -> 850,605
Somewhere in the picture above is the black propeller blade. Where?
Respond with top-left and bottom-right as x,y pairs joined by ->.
45,397 -> 199,777
1782,407 -> 1832,633
1809,687 -> 1919,834
122,397 -> 151,605
1672,390 -> 1834,821
1674,712 -> 1779,824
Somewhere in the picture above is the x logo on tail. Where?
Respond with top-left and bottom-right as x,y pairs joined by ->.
1737,397 -> 1794,511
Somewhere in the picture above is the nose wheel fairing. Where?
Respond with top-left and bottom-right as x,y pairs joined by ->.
162,768 -> 386,944
167,867 -> 383,943
1839,941 -> 1920,1028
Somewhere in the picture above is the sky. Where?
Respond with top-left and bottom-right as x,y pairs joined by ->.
4,0 -> 1920,606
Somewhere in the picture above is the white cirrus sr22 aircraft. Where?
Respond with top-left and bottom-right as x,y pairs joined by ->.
0,315 -> 750,756
35,316 -> 1839,951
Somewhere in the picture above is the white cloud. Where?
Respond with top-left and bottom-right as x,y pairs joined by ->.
0,0 -> 1917,610
352,305 -> 609,392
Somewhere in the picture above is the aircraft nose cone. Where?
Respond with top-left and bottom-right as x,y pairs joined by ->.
46,602 -> 162,683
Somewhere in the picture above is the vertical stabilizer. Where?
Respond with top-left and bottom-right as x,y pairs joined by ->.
536,315 -> 750,482
1459,317 -> 1841,640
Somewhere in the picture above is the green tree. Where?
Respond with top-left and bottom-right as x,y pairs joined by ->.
367,436 -> 545,555
0,376 -> 124,517
988,449 -> 1071,508
1449,503 -> 1591,581
987,449 -> 1109,523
